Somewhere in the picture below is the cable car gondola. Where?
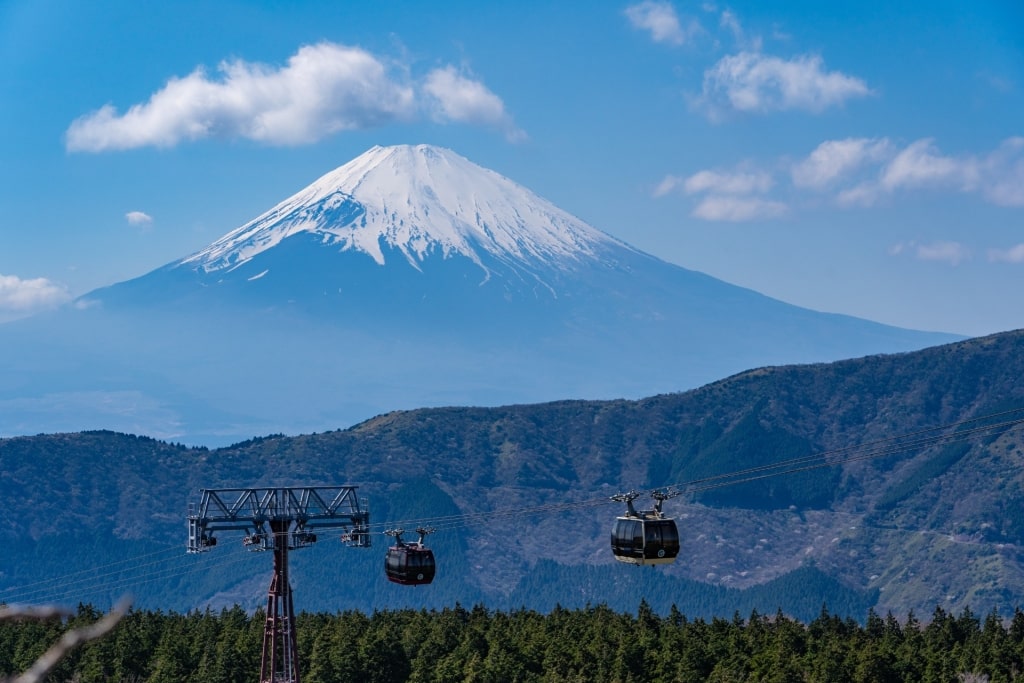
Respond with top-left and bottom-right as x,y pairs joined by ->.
384,527 -> 436,585
610,490 -> 680,566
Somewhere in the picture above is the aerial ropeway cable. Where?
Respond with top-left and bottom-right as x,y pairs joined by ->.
368,406 -> 1024,536
1,542 -> 256,606
363,405 -> 1024,573
5,406 -> 1023,601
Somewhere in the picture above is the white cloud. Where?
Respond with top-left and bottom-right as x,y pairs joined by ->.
916,241 -> 969,265
658,162 -> 780,220
836,182 -> 882,208
719,10 -> 743,42
683,168 -> 773,195
74,298 -> 100,311
699,51 -> 871,116
833,137 -> 1024,208
718,10 -> 760,50
661,136 -> 1023,220
977,137 -> 1024,207
67,43 -> 415,150
880,139 -> 965,191
792,138 -> 890,189
422,66 -> 525,142
660,13 -> 1015,215
654,170 -> 773,198
692,195 -> 787,221
989,244 -> 1024,263
653,175 -> 685,197
125,211 -> 153,226
0,274 -> 71,317
66,43 -> 523,151
890,241 -> 970,266
625,1 -> 697,46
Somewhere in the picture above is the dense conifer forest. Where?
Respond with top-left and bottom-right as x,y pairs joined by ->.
3,601 -> 1024,682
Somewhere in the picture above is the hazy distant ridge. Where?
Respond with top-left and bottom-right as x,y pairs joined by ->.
2,144 -> 958,444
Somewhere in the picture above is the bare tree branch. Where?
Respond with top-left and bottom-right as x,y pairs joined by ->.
1,598 -> 131,683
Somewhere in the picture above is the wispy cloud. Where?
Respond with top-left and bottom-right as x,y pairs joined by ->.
625,1 -> 699,46
422,66 -> 526,142
979,137 -> 1024,207
917,241 -> 970,265
890,241 -> 970,266
0,274 -> 71,318
66,42 -> 521,151
653,175 -> 685,197
880,139 -> 965,191
791,138 -> 891,189
683,169 -> 773,195
125,211 -> 153,226
693,195 -> 786,221
698,51 -> 871,117
837,137 -> 1024,208
719,10 -> 743,42
656,164 -> 784,221
835,183 -> 878,208
989,244 -> 1024,263
630,6 -> 865,119
654,168 -> 772,197
718,10 -> 761,51
978,70 -> 1015,94
660,136 -> 1023,222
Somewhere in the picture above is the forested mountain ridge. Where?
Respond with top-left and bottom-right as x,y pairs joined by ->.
2,329 -> 1023,619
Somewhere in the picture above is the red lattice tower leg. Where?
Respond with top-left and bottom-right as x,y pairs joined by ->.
260,520 -> 300,683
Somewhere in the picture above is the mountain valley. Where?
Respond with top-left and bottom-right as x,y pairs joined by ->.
2,328 -> 1022,620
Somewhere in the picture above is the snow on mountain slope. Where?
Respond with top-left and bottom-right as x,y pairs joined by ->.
181,145 -> 626,277
39,142 -> 963,446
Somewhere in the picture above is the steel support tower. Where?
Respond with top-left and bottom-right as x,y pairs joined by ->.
188,487 -> 370,683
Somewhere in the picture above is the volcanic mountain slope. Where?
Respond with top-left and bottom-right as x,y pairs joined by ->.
1,144 -> 958,444
95,144 -> 626,319
1,329 -> 1022,619
182,144 -> 618,284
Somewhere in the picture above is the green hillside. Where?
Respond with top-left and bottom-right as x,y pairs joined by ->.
2,329 -> 1024,619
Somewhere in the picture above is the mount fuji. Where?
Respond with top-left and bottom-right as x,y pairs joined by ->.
1,145 -> 958,444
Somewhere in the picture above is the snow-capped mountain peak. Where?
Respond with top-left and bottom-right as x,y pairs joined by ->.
181,144 -> 621,274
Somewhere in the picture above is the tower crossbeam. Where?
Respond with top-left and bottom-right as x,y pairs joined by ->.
187,485 -> 370,683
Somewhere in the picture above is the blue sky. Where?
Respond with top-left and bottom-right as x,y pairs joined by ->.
1,0 -> 1021,336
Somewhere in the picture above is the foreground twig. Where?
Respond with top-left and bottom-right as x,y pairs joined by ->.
0,598 -> 131,683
